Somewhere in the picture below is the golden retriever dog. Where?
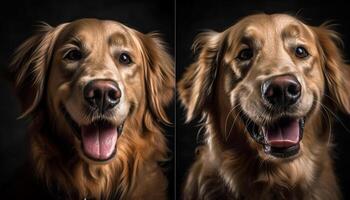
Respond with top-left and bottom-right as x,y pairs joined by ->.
179,13 -> 349,199
11,18 -> 174,199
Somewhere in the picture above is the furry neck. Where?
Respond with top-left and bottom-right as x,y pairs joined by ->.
204,107 -> 331,198
28,109 -> 167,199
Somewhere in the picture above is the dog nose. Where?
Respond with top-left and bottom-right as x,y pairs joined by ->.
262,75 -> 301,107
84,80 -> 121,112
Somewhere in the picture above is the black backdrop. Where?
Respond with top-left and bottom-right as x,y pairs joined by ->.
176,0 -> 350,199
0,0 -> 175,199
1,0 -> 350,199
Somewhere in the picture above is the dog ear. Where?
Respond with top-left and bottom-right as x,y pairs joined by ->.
10,23 -> 66,118
137,32 -> 174,124
178,31 -> 223,122
313,25 -> 350,113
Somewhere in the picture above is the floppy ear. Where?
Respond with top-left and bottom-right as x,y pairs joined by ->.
138,33 -> 174,124
313,25 -> 350,113
10,23 -> 66,118
178,31 -> 223,122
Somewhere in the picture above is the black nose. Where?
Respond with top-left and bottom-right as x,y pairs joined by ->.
261,75 -> 301,107
83,80 -> 121,112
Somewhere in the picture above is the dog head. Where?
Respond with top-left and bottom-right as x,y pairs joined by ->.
179,14 -> 349,161
12,18 -> 174,163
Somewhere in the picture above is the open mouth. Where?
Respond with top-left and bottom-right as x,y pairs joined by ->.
240,112 -> 305,158
61,105 -> 124,161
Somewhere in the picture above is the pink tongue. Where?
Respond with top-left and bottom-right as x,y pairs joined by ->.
265,119 -> 300,148
81,123 -> 118,160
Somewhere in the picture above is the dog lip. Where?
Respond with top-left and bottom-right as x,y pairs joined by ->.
61,104 -> 82,139
239,110 -> 305,158
60,104 -> 124,161
265,144 -> 300,158
239,111 -> 265,144
60,104 -> 124,136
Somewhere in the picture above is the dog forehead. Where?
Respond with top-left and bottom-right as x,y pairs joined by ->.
57,19 -> 133,45
238,14 -> 301,32
271,14 -> 314,38
230,14 -> 314,43
64,18 -> 105,36
271,14 -> 300,27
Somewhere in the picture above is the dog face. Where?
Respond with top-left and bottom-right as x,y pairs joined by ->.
12,19 -> 174,163
49,20 -> 138,162
224,14 -> 322,159
179,14 -> 349,161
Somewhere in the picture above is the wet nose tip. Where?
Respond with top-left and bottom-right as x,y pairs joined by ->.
262,75 -> 301,107
106,86 -> 121,102
83,80 -> 121,112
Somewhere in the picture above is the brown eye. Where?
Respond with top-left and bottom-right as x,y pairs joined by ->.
119,53 -> 132,65
237,48 -> 253,61
64,49 -> 82,61
295,46 -> 309,58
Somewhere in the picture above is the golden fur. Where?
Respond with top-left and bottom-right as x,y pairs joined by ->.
179,14 -> 349,199
11,19 -> 174,199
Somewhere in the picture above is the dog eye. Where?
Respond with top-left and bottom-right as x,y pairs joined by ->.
64,49 -> 82,61
237,48 -> 253,61
119,53 -> 132,65
295,46 -> 309,58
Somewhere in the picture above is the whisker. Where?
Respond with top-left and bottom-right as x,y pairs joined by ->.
227,107 -> 243,141
324,93 -> 342,106
224,104 -> 242,140
224,104 -> 241,138
316,99 -> 350,134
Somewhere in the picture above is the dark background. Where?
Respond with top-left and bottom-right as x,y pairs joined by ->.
0,0 -> 175,199
176,0 -> 350,199
2,0 -> 350,199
